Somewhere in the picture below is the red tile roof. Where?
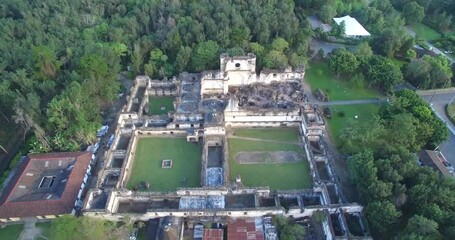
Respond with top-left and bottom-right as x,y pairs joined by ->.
419,150 -> 451,177
203,229 -> 223,240
0,152 -> 91,219
228,218 -> 264,240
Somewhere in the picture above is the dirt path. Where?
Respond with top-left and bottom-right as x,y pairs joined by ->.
18,219 -> 47,240
228,135 -> 303,146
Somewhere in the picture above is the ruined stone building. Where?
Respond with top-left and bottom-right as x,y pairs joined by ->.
82,54 -> 370,239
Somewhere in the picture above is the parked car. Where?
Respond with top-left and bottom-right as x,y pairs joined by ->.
86,141 -> 100,154
106,134 -> 115,148
96,125 -> 109,137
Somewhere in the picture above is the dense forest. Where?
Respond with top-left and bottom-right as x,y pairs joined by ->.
1,0 -> 455,238
0,0 -> 313,152
340,90 -> 454,239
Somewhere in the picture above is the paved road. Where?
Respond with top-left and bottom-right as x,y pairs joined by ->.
317,98 -> 386,106
418,91 -> 455,132
419,91 -> 455,165
405,27 -> 455,64
309,39 -> 357,57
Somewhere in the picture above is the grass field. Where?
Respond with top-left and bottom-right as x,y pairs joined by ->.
228,129 -> 311,189
127,137 -> 201,191
327,104 -> 381,144
35,222 -> 52,239
0,224 -> 23,240
306,62 -> 382,101
447,103 -> 455,125
411,22 -> 442,41
233,128 -> 300,143
148,96 -> 174,115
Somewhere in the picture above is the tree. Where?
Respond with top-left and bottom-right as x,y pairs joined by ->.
328,48 -> 359,76
191,40 -> 220,71
372,28 -> 406,57
32,45 -> 62,80
397,215 -> 442,240
364,56 -> 403,93
405,56 -> 453,89
331,20 -> 346,37
318,2 -> 337,23
47,81 -> 100,148
263,50 -> 288,69
356,42 -> 373,59
50,215 -> 133,240
402,2 -> 425,25
273,215 -> 306,240
174,46 -> 192,72
366,201 -> 402,234
79,54 -> 119,102
271,37 -> 289,52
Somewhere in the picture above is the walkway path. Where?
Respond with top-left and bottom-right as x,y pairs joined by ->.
316,98 -> 386,106
18,219 -> 47,240
228,135 -> 303,146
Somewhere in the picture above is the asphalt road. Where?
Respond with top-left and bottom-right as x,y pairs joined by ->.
419,91 -> 455,164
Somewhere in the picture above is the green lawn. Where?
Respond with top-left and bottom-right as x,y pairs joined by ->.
306,62 -> 382,101
327,104 -> 381,144
127,137 -> 201,191
148,96 -> 174,115
411,22 -> 442,41
228,129 -> 311,190
389,58 -> 408,69
447,103 -> 455,125
233,128 -> 300,143
35,222 -> 52,239
0,224 -> 23,240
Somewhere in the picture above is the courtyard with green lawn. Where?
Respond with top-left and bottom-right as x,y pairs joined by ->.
228,128 -> 311,190
0,224 -> 23,240
306,62 -> 382,101
411,22 -> 442,41
127,137 -> 201,191
326,103 -> 381,145
232,128 -> 300,142
148,96 -> 174,115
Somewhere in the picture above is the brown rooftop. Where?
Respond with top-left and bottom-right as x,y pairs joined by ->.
228,218 -> 264,240
0,152 -> 91,219
203,229 -> 223,240
419,150 -> 451,177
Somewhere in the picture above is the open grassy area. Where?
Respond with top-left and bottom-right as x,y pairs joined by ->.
0,224 -> 23,240
35,222 -> 52,239
327,103 -> 381,144
411,22 -> 442,41
228,128 -> 311,190
127,137 -> 201,191
148,96 -> 174,115
306,62 -> 382,101
233,128 -> 300,142
447,103 -> 455,125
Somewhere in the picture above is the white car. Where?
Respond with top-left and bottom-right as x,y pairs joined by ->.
96,125 -> 109,137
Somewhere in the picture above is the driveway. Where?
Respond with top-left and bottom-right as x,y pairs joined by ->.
418,90 -> 455,165
309,39 -> 357,57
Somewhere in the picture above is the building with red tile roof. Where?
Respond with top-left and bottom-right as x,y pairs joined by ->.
0,152 -> 92,222
203,228 -> 223,240
227,218 -> 264,240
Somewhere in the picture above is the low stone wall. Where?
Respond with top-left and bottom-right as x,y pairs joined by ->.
225,121 -> 300,128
